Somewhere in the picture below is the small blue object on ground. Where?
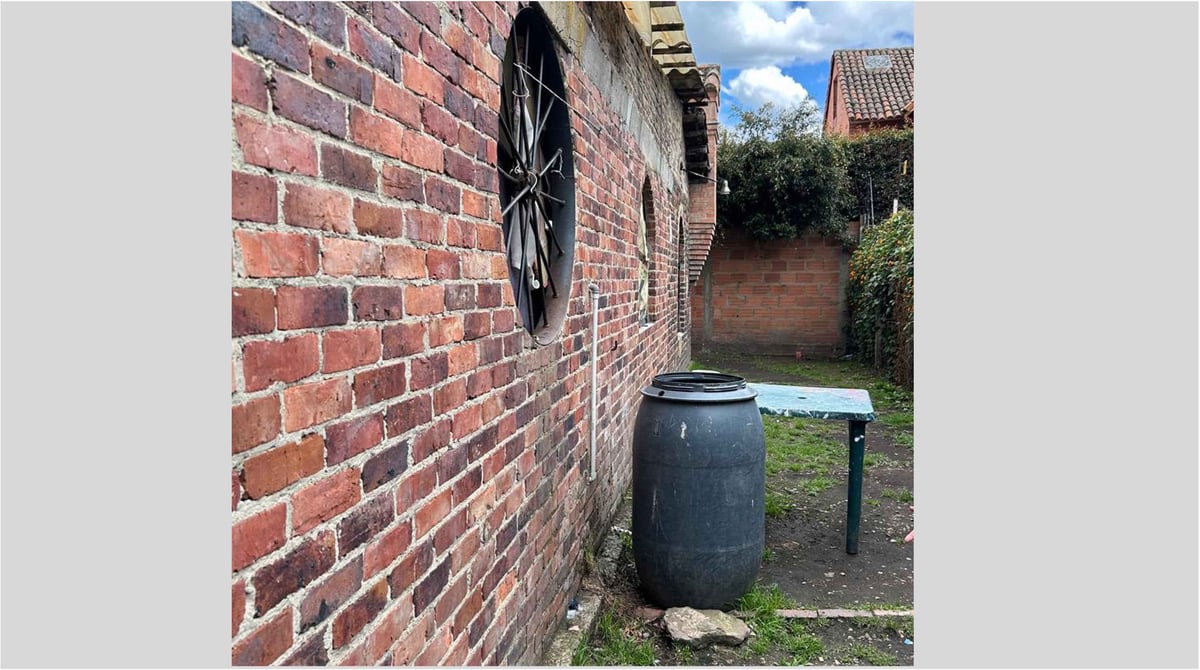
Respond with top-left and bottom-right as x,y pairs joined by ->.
749,383 -> 875,555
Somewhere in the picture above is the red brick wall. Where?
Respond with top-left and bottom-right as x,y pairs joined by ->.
232,2 -> 691,665
691,225 -> 849,358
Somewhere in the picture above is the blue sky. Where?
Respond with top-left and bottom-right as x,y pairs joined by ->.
678,1 -> 914,128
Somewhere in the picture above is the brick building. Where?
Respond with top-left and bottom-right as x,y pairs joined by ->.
231,1 -> 719,664
822,47 -> 914,137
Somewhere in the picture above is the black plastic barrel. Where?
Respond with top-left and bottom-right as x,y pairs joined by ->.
631,372 -> 766,609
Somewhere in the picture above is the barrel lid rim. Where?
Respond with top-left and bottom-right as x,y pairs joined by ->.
651,372 -> 748,393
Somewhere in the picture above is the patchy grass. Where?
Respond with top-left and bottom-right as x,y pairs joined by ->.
764,489 -> 795,518
763,416 -> 846,477
853,615 -> 914,636
880,410 -> 913,427
735,583 -> 826,662
881,488 -> 914,503
835,642 -> 899,666
572,608 -> 655,666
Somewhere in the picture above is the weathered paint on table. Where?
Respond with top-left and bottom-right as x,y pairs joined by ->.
750,383 -> 874,555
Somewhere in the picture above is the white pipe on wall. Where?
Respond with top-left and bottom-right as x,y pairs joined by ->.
587,282 -> 600,481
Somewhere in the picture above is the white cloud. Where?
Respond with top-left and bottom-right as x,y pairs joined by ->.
679,1 -> 913,70
725,66 -> 811,110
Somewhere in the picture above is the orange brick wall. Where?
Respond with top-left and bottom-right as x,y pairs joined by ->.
691,225 -> 850,358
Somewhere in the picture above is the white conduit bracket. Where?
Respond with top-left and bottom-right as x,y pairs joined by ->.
587,282 -> 600,482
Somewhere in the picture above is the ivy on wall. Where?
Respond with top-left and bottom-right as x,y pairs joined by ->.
847,208 -> 914,388
837,128 -> 913,227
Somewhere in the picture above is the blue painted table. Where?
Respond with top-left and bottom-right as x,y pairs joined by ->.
750,383 -> 875,555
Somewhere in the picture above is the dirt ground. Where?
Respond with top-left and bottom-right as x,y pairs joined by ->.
574,353 -> 914,666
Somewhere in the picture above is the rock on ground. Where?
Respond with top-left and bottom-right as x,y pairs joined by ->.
663,607 -> 751,649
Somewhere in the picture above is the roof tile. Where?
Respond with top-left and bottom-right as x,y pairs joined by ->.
833,47 -> 914,122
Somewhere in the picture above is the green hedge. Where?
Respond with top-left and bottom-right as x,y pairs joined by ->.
847,209 -> 913,388
838,128 -> 913,227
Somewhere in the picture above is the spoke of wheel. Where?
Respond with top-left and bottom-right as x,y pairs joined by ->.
499,166 -> 523,185
500,184 -> 532,219
515,200 -> 529,312
532,194 -> 564,256
535,187 -> 566,206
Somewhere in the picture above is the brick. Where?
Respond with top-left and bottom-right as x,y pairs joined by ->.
232,1 -> 309,73
421,102 -> 458,145
476,220 -> 503,251
271,71 -> 347,138
411,419 -> 451,463
281,630 -> 329,666
370,2 -> 420,53
292,469 -> 362,534
380,321 -> 424,359
428,315 -> 464,347
363,598 -> 413,663
409,352 -> 448,391
492,309 -> 514,333
396,463 -> 437,512
476,282 -> 502,308
349,107 -> 403,159
299,556 -> 363,631
381,244 -> 425,279
465,370 -> 491,398
352,285 -> 404,321
232,502 -> 287,571
321,237 -> 382,277
442,20 -> 471,60
419,30 -> 458,83
242,333 -> 319,392
232,287 -> 275,337
444,285 -> 474,310
323,327 -> 381,372
374,75 -> 421,129
270,1 -> 345,46
354,363 -> 407,408
282,377 -> 352,431
362,439 -> 409,493
387,541 -> 434,597
400,130 -> 445,172
338,491 -> 394,556
353,199 -> 405,238
447,217 -> 476,248
405,209 -> 444,244
233,580 -> 246,636
444,151 -> 477,188
233,394 -> 280,453
413,558 -> 450,614
406,2 -> 441,31
283,183 -> 353,233
236,229 -> 319,278
414,625 -> 450,666
402,54 -> 444,104
253,531 -> 337,614
424,249 -> 460,281
363,518 -> 411,577
446,342 -> 476,376
234,114 -> 318,176
232,608 -> 294,666
332,579 -> 388,648
233,470 -> 242,511
326,412 -> 385,464
432,572 -> 467,625
405,285 -> 444,316
240,433 -> 324,499
277,285 -> 348,329
456,125 -> 482,160
348,17 -> 402,81
433,379 -> 466,415
384,393 -> 432,437
463,311 -> 490,340
381,164 -> 424,201
451,467 -> 482,508
312,42 -> 373,104
424,177 -> 461,214
232,52 -> 268,112
232,171 -> 276,223
452,587 -> 483,639
451,404 -> 482,439
321,144 -> 377,192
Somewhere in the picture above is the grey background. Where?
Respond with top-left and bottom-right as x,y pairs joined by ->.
1,1 -> 1196,667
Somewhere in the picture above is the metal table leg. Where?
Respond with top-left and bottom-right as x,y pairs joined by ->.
847,420 -> 866,554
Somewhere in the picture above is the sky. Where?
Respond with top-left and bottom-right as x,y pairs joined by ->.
678,1 -> 914,128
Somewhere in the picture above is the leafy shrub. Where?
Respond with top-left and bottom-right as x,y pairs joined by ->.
838,128 -> 913,226
847,209 -> 913,388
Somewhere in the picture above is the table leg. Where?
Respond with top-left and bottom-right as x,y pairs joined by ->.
847,420 -> 866,554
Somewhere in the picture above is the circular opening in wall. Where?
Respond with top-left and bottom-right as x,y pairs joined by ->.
498,7 -> 577,346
